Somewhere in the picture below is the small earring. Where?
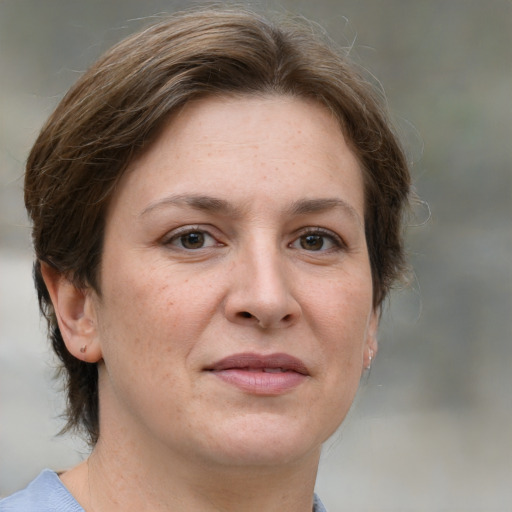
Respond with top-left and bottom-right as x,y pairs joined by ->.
366,348 -> 373,370
80,345 -> 87,354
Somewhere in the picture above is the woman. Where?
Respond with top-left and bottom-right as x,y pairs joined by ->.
1,6 -> 410,511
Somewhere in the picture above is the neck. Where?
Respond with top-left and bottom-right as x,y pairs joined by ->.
60,368 -> 323,512
62,432 -> 320,512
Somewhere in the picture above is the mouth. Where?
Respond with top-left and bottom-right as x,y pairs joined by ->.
205,353 -> 309,395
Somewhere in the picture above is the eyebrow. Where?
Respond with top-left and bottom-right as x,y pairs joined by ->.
141,194 -> 361,224
288,198 -> 362,225
140,194 -> 242,218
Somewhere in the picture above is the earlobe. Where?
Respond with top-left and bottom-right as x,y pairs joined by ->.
40,262 -> 103,363
363,309 -> 379,371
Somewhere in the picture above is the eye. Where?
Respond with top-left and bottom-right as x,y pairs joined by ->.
290,229 -> 343,252
166,229 -> 219,250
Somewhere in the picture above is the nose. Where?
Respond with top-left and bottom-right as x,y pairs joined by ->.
223,242 -> 301,329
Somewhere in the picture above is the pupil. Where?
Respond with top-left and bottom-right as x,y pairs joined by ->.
301,234 -> 323,250
182,232 -> 204,249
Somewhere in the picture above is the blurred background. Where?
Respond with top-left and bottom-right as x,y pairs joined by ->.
0,0 -> 510,510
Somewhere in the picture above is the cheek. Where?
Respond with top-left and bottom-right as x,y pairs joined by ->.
307,270 -> 373,341
94,265 -> 196,419
97,257 -> 221,362
304,271 -> 373,387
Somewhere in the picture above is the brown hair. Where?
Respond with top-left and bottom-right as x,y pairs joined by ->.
25,6 -> 410,444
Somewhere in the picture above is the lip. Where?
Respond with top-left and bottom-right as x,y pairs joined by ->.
205,352 -> 309,395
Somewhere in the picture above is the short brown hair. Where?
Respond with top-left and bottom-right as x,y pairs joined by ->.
25,6 -> 410,444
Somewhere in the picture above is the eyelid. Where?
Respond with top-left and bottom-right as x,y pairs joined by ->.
161,224 -> 347,252
290,227 -> 347,251
162,225 -> 222,248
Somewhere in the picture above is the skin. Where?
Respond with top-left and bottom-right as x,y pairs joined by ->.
43,95 -> 378,512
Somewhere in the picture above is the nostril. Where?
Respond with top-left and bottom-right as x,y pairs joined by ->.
282,314 -> 292,322
240,311 -> 253,319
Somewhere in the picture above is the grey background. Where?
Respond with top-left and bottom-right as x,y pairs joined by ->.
1,1 -> 511,510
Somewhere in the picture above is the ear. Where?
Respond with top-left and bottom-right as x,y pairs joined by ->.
363,308 -> 379,371
41,262 -> 103,363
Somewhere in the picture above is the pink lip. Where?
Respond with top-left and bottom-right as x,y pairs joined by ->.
205,353 -> 309,395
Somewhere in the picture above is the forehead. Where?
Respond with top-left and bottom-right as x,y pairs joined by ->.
109,94 -> 365,222
159,94 -> 348,161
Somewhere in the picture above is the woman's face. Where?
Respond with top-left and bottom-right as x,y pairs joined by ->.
91,95 -> 377,469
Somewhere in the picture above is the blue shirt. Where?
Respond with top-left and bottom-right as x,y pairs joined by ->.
1,469 -> 328,511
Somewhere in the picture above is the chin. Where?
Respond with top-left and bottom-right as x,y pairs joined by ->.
195,412 -> 336,469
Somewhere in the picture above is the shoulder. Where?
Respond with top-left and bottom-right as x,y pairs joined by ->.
313,493 -> 328,512
2,471 -> 327,512
0,470 -> 84,512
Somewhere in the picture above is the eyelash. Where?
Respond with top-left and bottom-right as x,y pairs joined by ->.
289,228 -> 346,252
163,226 -> 346,253
163,226 -> 221,250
